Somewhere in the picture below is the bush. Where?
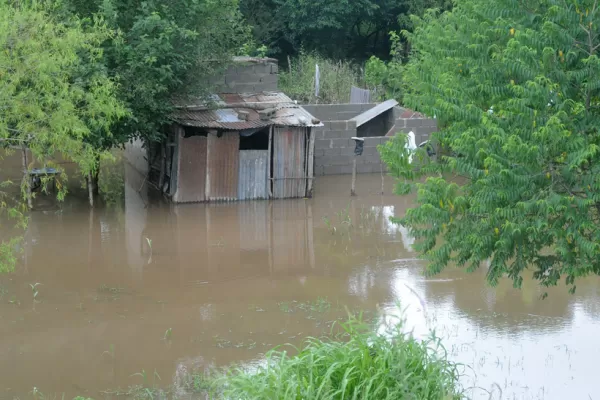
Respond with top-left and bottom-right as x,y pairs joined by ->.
212,316 -> 462,399
279,53 -> 364,104
364,32 -> 405,102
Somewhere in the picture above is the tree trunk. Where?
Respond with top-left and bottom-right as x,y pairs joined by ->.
158,141 -> 166,193
21,146 -> 32,209
92,155 -> 100,195
87,171 -> 94,208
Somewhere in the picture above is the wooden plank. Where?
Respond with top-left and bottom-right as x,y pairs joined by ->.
350,99 -> 398,128
273,127 -> 307,198
307,128 -> 315,197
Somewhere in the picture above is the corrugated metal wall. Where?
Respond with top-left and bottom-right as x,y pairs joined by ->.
273,127 -> 308,199
175,134 -> 207,203
238,150 -> 268,200
206,132 -> 240,201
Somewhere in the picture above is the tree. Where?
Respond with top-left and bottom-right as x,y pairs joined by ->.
240,0 -> 451,61
65,0 -> 248,145
380,0 -> 600,293
0,0 -> 125,270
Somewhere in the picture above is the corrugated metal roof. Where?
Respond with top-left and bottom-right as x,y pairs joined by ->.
173,108 -> 271,130
272,105 -> 324,127
173,92 -> 323,130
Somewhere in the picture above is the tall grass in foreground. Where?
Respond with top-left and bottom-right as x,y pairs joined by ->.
212,316 -> 462,399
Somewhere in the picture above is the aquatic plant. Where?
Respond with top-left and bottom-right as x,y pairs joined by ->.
29,283 -> 41,302
322,216 -> 337,235
213,315 -> 462,399
336,205 -> 352,228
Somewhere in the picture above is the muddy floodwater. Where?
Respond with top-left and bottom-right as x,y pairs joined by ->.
1,154 -> 600,400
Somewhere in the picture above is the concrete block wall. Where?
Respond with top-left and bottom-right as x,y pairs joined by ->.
312,120 -> 391,176
391,116 -> 438,145
302,104 -> 377,123
308,104 -> 438,176
215,61 -> 279,93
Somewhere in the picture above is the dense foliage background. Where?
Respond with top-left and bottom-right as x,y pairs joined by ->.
380,0 -> 600,292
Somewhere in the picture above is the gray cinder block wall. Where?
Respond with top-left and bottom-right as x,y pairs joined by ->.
214,57 -> 279,93
395,116 -> 438,145
308,104 -> 437,176
312,121 -> 392,176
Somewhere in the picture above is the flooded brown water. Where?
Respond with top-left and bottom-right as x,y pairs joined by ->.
1,153 -> 600,399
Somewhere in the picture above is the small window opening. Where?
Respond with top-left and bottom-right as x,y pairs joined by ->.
239,127 -> 269,150
183,126 -> 209,138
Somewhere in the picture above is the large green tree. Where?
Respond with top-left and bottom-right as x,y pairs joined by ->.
0,0 -> 125,270
65,0 -> 248,144
380,0 -> 600,292
241,0 -> 451,61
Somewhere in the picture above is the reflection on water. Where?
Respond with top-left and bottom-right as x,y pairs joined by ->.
0,154 -> 599,399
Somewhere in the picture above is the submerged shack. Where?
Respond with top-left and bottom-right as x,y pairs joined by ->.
148,92 -> 322,203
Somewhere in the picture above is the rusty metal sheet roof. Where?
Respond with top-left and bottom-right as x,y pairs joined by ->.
173,108 -> 271,130
172,92 -> 323,130
272,105 -> 323,127
399,108 -> 425,118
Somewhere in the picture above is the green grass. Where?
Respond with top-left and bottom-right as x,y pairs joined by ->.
280,52 -> 364,104
63,315 -> 461,399
211,315 -> 463,399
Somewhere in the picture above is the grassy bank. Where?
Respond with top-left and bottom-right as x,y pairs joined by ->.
49,316 -> 461,399
205,316 -> 462,399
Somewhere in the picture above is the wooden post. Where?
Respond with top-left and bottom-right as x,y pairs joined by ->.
350,137 -> 363,197
205,130 -> 217,200
351,157 -> 357,196
380,162 -> 384,195
267,126 -> 273,198
307,128 -> 315,197
268,201 -> 274,276
21,146 -> 32,209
